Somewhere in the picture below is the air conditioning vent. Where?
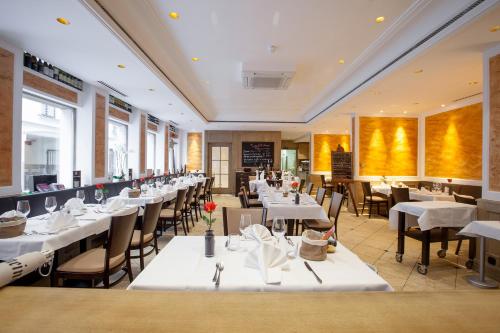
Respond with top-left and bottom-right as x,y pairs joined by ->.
97,81 -> 128,97
242,63 -> 295,90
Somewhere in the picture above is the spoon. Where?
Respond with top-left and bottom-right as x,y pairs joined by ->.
215,262 -> 224,287
212,262 -> 220,282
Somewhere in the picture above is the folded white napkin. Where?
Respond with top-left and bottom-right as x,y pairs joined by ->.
105,198 -> 126,212
64,198 -> 85,211
256,170 -> 259,178
120,187 -> 131,197
245,241 -> 288,284
242,224 -> 274,242
155,181 -> 163,188
259,172 -> 265,180
420,187 -> 431,193
46,211 -> 78,233
0,210 -> 25,219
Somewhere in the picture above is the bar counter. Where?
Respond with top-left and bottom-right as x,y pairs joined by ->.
0,287 -> 498,332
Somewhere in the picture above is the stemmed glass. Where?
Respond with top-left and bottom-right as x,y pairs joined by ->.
76,190 -> 85,203
95,189 -> 104,207
239,214 -> 252,240
272,216 -> 286,243
16,200 -> 30,218
44,196 -> 57,216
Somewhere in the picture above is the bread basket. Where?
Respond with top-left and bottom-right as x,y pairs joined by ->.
299,230 -> 328,261
128,189 -> 141,198
0,216 -> 27,238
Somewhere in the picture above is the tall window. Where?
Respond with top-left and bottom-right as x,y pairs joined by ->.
22,94 -> 75,191
108,120 -> 128,178
147,131 -> 156,173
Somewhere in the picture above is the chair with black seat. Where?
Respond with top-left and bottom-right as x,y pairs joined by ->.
222,207 -> 268,236
306,183 -> 314,195
298,179 -> 306,193
361,182 -> 388,218
159,188 -> 188,235
130,198 -> 163,270
320,175 -> 335,195
303,192 -> 343,237
315,187 -> 327,206
53,206 -> 138,288
191,181 -> 204,221
183,185 -> 196,231
453,193 -> 478,255
240,186 -> 263,208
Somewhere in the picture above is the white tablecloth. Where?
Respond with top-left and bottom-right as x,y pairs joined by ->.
409,191 -> 454,202
372,185 -> 417,196
259,192 -> 329,222
389,201 -> 477,231
0,205 -> 131,260
458,220 -> 500,241
111,189 -> 177,206
249,179 -> 268,192
127,236 -> 392,292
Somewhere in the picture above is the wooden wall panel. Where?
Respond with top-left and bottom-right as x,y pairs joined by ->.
490,55 -> 500,190
164,125 -> 169,173
313,134 -> 350,172
108,106 -> 129,122
23,71 -> 77,104
94,94 -> 106,178
359,117 -> 418,176
147,122 -> 157,132
425,103 -> 482,180
187,132 -> 202,171
0,47 -> 13,187
140,114 -> 146,173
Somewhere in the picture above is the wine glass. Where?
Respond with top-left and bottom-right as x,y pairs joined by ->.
76,190 -> 85,203
45,196 -> 57,216
239,214 -> 252,238
95,189 -> 104,207
16,200 -> 30,218
272,216 -> 286,242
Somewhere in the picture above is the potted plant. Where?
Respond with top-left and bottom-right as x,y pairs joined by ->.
202,201 -> 217,257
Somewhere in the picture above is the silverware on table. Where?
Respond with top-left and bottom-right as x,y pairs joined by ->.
304,261 -> 322,284
215,262 -> 224,287
212,262 -> 220,282
285,236 -> 294,246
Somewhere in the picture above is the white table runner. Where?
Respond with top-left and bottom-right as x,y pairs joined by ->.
128,236 -> 392,292
389,201 -> 477,231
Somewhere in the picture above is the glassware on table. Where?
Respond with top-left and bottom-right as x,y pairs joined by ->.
227,234 -> 240,251
95,189 -> 104,207
272,216 -> 286,241
239,214 -> 252,236
45,196 -> 57,215
16,200 -> 30,218
76,190 -> 85,202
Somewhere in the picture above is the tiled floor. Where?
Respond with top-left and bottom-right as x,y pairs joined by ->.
115,194 -> 479,291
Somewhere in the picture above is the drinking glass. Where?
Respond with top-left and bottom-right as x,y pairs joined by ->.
76,190 -> 85,203
45,196 -> 57,215
239,214 -> 252,236
16,200 -> 30,218
227,234 -> 240,251
95,189 -> 104,206
272,216 -> 286,241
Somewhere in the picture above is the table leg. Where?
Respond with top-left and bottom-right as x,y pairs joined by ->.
467,236 -> 498,289
50,250 -> 59,287
396,212 -> 405,263
437,228 -> 448,258
287,219 -> 295,236
417,230 -> 430,275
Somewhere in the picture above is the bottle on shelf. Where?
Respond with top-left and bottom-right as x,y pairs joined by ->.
23,52 -> 31,67
53,67 -> 59,80
48,64 -> 54,78
42,61 -> 50,76
30,55 -> 38,71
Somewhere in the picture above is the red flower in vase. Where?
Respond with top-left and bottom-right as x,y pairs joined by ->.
291,181 -> 299,189
204,201 -> 217,213
140,177 -> 145,182
96,183 -> 104,190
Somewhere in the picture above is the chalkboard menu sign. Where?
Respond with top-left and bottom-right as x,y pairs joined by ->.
242,142 -> 274,167
331,152 -> 352,179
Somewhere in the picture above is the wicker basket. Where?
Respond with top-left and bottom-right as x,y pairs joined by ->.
128,189 -> 141,198
0,217 -> 27,238
299,230 -> 328,261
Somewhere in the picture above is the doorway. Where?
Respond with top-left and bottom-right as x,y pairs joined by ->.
281,149 -> 297,173
208,143 -> 232,194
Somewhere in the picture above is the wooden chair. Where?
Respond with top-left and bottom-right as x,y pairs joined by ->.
159,188 -> 187,236
191,181 -> 204,221
298,179 -> 306,193
222,207 -> 268,236
240,186 -> 263,208
306,183 -> 314,195
238,192 -> 247,208
453,193 -> 478,255
391,187 -> 418,204
361,182 -> 388,218
303,192 -> 343,238
320,175 -> 335,195
130,198 -> 163,270
183,185 -> 196,231
53,206 -> 138,288
315,187 -> 327,206
208,176 -> 215,201
199,177 -> 212,204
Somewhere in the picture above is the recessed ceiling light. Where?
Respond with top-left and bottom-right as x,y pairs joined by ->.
414,69 -> 423,74
148,88 -> 155,91
168,103 -> 173,106
169,12 -> 180,20
191,57 -> 200,62
403,110 -> 408,114
375,16 -> 385,23
379,110 -> 384,113
490,25 -> 500,32
338,59 -> 345,64
56,17 -> 70,25
413,102 -> 420,105
117,64 -> 126,69
180,112 -> 184,115
441,104 -> 446,107
468,81 -> 479,85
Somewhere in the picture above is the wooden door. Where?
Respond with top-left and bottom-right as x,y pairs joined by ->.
207,143 -> 232,194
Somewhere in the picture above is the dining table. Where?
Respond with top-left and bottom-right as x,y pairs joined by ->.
127,236 -> 393,292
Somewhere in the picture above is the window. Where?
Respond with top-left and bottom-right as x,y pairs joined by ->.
211,146 -> 229,188
147,131 -> 156,172
108,120 -> 128,178
22,94 -> 75,191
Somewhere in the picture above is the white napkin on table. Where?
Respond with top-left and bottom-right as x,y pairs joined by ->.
105,198 -> 126,212
46,211 -> 78,233
64,198 -> 85,211
155,181 -> 163,189
242,224 -> 274,242
120,187 -> 131,197
259,171 -> 265,180
0,210 -> 24,219
420,187 -> 431,193
245,241 -> 288,284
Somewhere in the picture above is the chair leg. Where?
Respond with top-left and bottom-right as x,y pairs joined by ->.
361,199 -> 366,215
368,202 -> 372,218
173,217 -> 178,236
194,205 -> 198,221
139,245 -> 145,271
190,209 -> 195,227
154,236 -> 159,254
455,239 -> 463,255
126,257 -> 133,282
181,215 -> 187,235
103,275 -> 110,289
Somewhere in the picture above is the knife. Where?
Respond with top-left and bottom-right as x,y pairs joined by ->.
304,261 -> 322,284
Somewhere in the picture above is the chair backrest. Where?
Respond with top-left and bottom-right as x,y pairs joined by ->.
315,187 -> 327,206
209,177 -> 215,191
202,177 -> 211,195
391,187 -> 410,204
193,181 -> 203,202
142,198 -> 164,236
174,188 -> 188,212
320,175 -> 327,187
328,192 -> 344,221
454,193 -> 477,205
222,207 -> 267,236
298,179 -> 306,193
238,192 -> 247,208
361,182 -> 372,197
240,187 -> 250,207
106,207 -> 139,261
306,183 -> 314,195
184,185 -> 196,206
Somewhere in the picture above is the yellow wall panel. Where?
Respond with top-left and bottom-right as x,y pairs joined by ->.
187,132 -> 203,171
425,103 -> 482,180
313,134 -> 350,172
359,117 -> 418,176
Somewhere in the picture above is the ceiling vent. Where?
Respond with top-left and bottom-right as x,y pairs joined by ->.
242,63 -> 295,90
97,80 -> 128,97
